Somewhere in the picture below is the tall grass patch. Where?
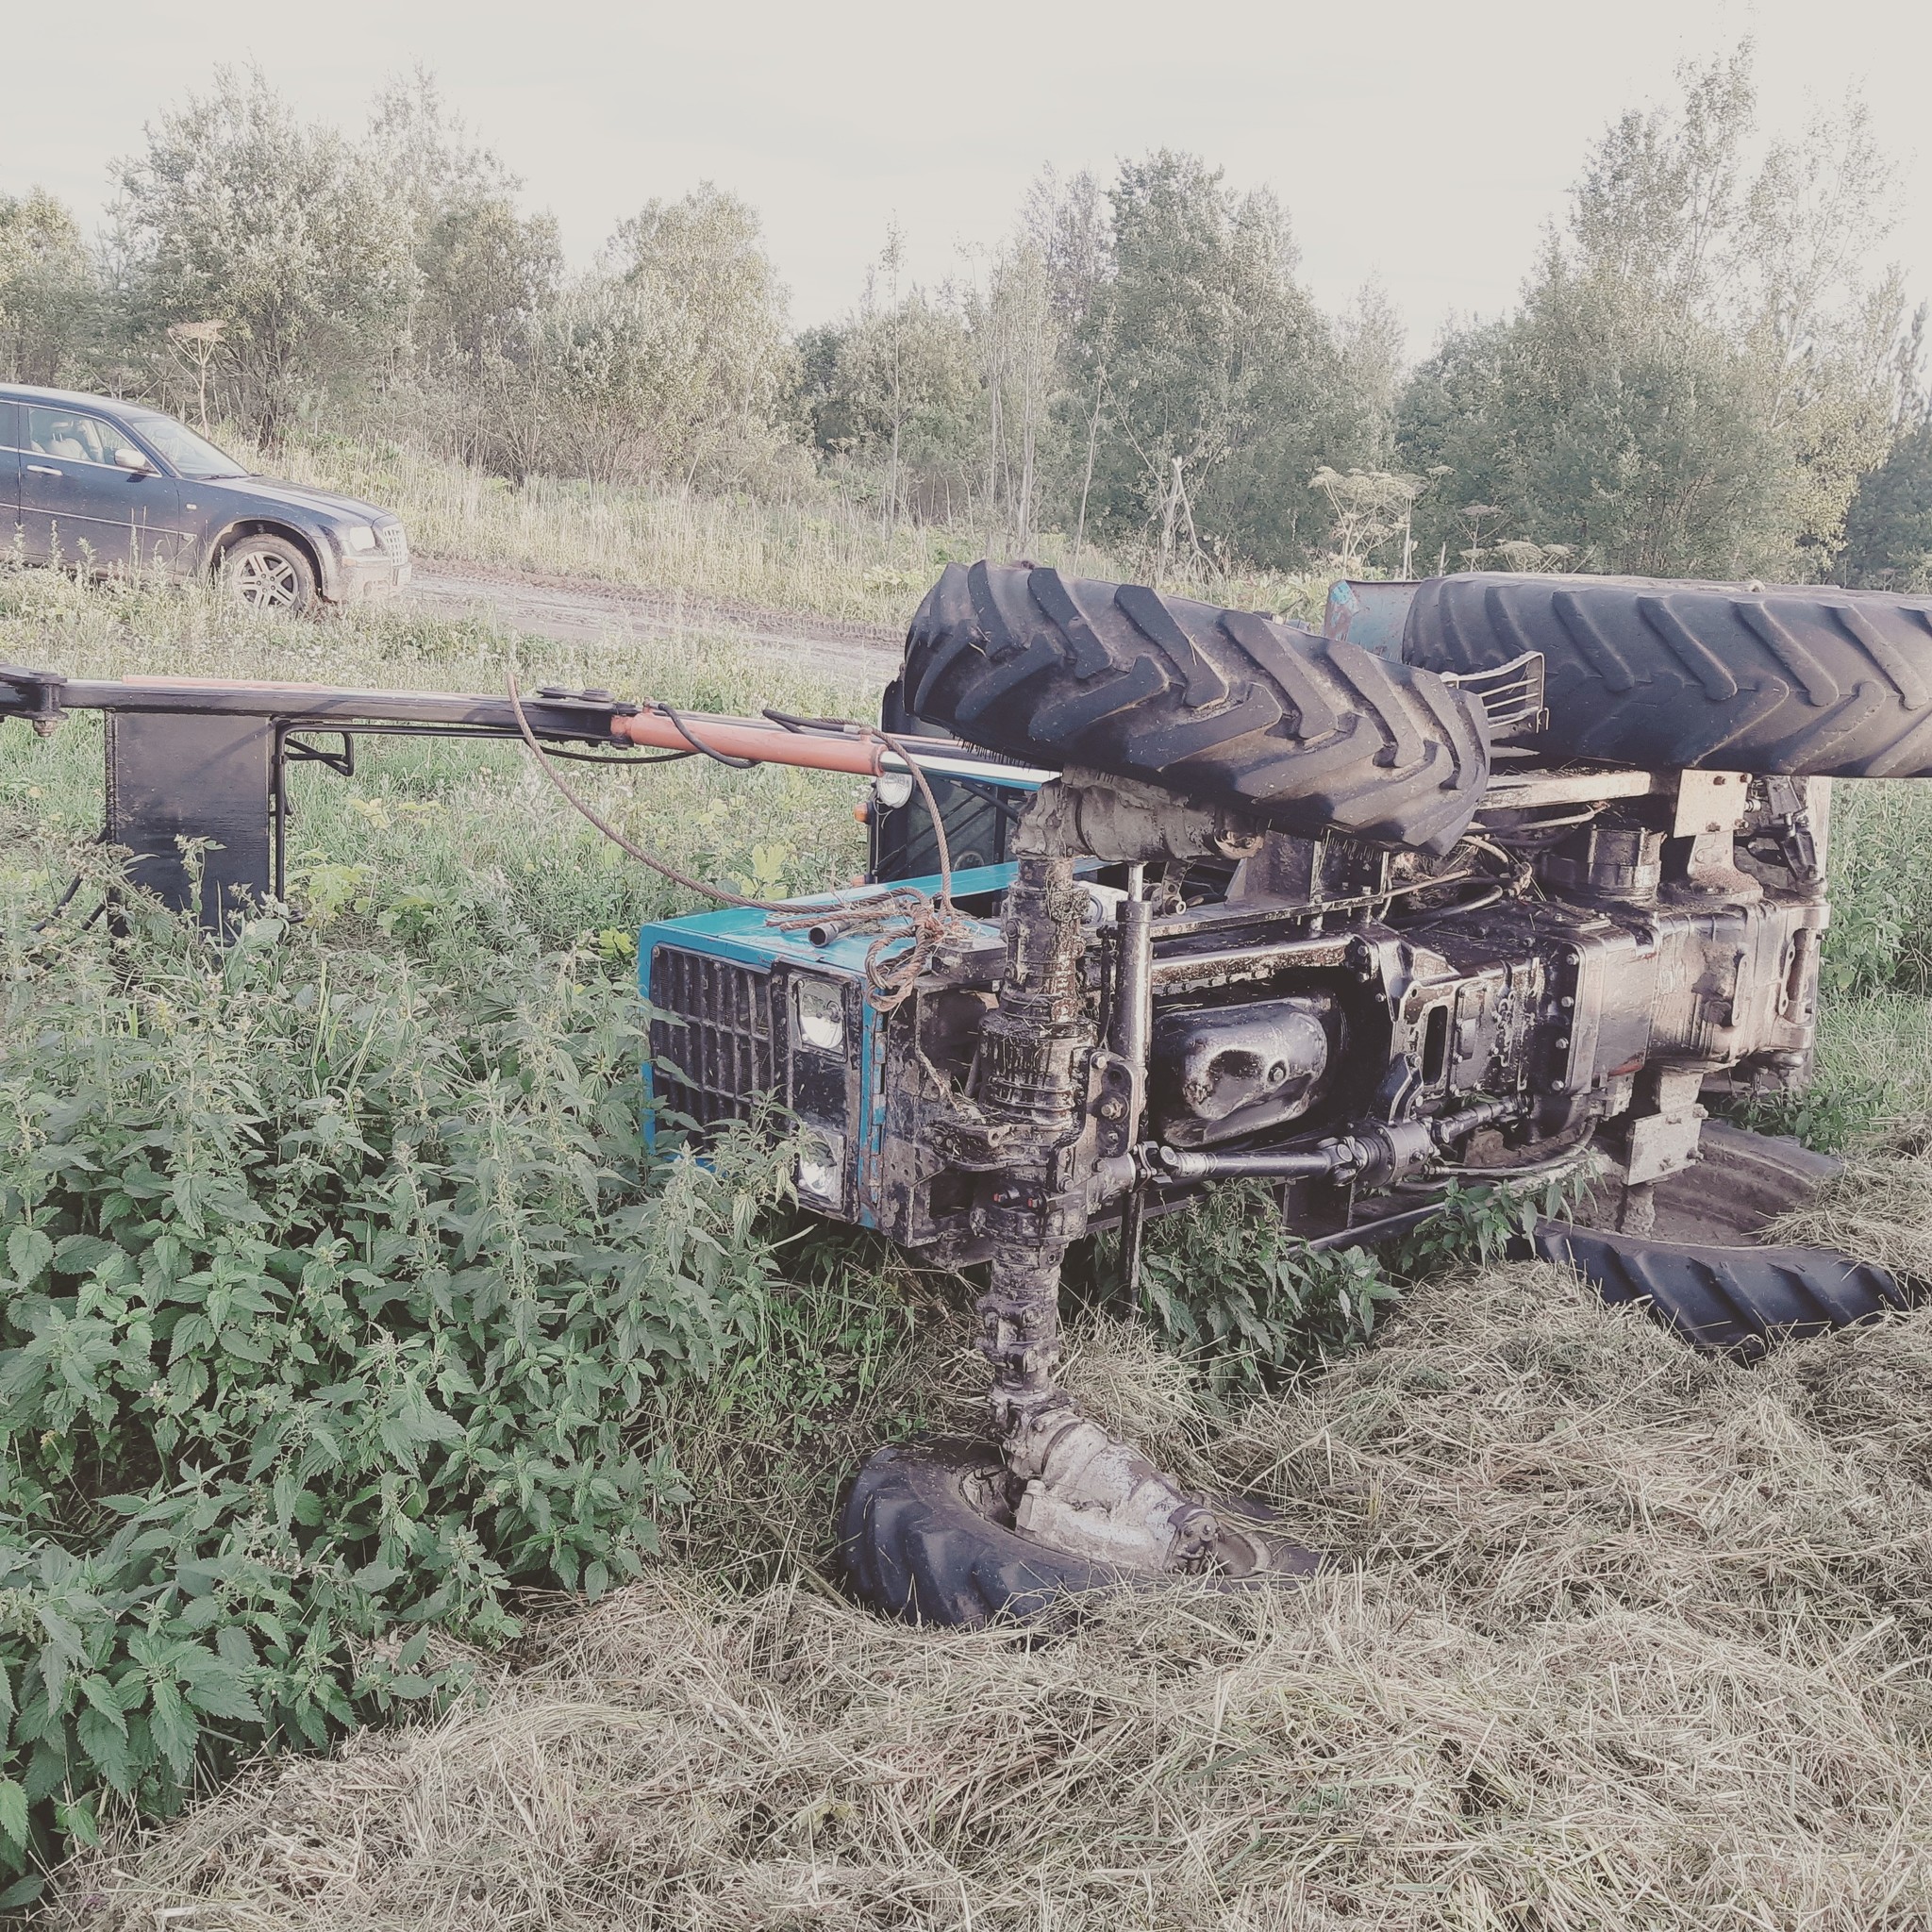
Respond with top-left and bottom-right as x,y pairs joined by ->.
0,570 -> 891,1893
266,434 -> 1333,628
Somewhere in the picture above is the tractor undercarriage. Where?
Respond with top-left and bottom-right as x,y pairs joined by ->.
829,754 -> 1840,1599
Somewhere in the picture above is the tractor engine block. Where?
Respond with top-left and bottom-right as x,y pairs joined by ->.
640,769 -> 1827,1260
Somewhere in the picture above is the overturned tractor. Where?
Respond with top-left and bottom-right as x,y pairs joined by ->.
7,565 -> 1927,1624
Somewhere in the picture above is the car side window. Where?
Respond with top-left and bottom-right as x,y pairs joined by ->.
26,407 -> 125,466
0,400 -> 18,449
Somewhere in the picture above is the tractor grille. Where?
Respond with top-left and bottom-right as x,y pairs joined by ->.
648,947 -> 774,1127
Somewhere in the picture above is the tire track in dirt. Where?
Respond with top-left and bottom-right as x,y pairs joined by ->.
408,560 -> 907,690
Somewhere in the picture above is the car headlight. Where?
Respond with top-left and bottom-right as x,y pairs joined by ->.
343,524 -> 378,553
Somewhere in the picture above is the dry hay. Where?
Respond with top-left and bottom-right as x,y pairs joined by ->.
48,1251 -> 1932,1932
1769,1121 -> 1932,1287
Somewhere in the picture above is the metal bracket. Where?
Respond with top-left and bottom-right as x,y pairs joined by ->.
284,730 -> 358,780
1373,1057 -> 1423,1123
1091,1050 -> 1144,1160
1439,651 -> 1547,739
0,664 -> 70,736
1671,770 -> 1747,838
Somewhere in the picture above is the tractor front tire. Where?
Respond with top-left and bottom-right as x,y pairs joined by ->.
903,562 -> 1491,856
1534,1222 -> 1914,1361
839,1439 -> 1125,1627
837,1437 -> 1320,1628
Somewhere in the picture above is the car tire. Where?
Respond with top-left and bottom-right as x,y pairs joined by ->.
837,1436 -> 1320,1628
222,534 -> 318,618
1403,572 -> 1932,777
903,562 -> 1491,856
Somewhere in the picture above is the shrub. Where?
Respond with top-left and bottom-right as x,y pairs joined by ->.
1114,1163 -> 1603,1397
0,891 -> 790,1896
1112,1182 -> 1398,1394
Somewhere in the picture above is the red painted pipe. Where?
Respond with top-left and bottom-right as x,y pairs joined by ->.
609,708 -> 895,774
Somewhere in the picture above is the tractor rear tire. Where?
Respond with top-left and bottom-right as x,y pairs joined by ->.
1534,1221 -> 1914,1361
1403,572 -> 1932,776
904,562 -> 1491,856
837,1437 -> 1319,1628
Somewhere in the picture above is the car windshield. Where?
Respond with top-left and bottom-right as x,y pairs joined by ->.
123,410 -> 250,480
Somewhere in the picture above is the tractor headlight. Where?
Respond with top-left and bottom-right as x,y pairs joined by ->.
797,1128 -> 843,1205
793,975 -> 845,1053
874,768 -> 914,810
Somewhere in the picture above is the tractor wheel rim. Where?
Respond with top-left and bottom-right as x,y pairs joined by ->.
235,553 -> 298,608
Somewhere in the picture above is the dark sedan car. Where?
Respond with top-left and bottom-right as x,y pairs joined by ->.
0,384 -> 409,615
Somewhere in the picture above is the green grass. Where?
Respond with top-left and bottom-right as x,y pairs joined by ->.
0,564 -> 873,974
264,431 -> 1334,627
0,568 -> 896,1894
1729,778 -> 1932,1144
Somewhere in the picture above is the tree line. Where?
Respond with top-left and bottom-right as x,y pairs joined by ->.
3,53 -> 1930,590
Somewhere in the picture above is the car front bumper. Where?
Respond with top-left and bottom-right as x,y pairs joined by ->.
336,554 -> 413,602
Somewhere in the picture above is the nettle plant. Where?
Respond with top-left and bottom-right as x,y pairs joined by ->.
1117,1161 -> 1598,1398
1120,1182 -> 1401,1395
0,891 -> 790,1897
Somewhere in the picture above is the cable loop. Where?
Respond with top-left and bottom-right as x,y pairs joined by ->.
506,677 -> 974,1009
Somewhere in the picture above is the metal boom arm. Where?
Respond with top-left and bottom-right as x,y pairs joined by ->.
0,663 -> 1048,927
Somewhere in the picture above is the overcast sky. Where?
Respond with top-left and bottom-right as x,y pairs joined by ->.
5,0 -> 1928,358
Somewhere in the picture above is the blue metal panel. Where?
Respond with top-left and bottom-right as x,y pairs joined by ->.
638,859 -> 1017,979
854,972 -> 888,1225
1322,580 -> 1420,659
638,863 -> 1015,1214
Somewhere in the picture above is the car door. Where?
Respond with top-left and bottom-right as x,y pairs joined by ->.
20,403 -> 179,573
0,400 -> 21,558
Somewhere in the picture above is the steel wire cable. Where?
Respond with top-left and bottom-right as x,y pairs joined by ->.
506,677 -> 968,1008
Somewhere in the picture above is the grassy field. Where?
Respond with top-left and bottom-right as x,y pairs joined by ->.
6,561 -> 1932,1926
47,1275 -> 1932,1929
0,565 -> 873,957
268,433 -> 1334,628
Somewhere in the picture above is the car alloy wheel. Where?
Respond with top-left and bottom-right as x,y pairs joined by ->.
232,549 -> 303,609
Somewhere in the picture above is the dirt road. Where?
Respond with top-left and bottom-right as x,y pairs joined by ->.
408,560 -> 907,690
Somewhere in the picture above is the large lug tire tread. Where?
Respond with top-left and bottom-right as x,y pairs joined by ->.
1404,572 -> 1932,777
904,562 -> 1492,856
837,1438 -> 1321,1628
1535,1221 -> 1913,1361
838,1439 -> 1127,1628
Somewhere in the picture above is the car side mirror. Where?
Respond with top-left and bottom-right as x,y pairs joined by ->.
114,447 -> 154,473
